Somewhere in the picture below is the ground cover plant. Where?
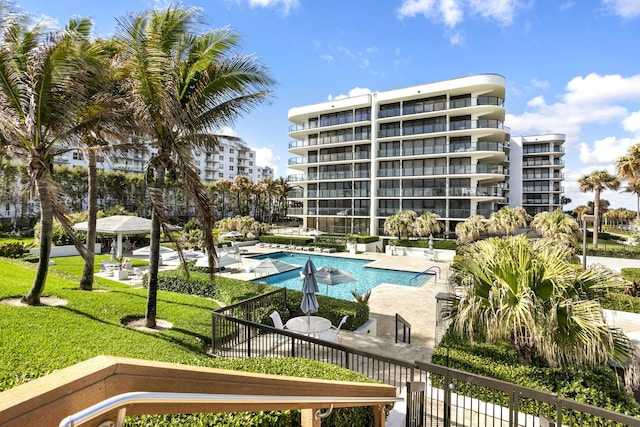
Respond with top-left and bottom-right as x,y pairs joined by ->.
0,257 -> 376,426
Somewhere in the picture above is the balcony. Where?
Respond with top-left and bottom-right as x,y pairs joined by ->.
378,119 -> 504,138
378,164 -> 504,178
377,96 -> 504,119
377,141 -> 504,158
288,151 -> 370,166
288,170 -> 373,182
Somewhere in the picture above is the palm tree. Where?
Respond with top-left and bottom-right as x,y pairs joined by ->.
115,5 -> 274,327
488,206 -> 530,236
617,144 -> 640,217
0,14 -> 106,304
383,210 -> 416,238
274,176 -> 294,221
214,179 -> 232,219
451,235 -> 635,378
530,209 -> 579,243
231,174 -> 253,216
579,170 -> 620,248
414,212 -> 442,237
454,215 -> 487,244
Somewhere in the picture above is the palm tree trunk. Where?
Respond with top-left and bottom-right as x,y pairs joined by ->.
593,190 -> 600,249
22,175 -> 53,305
79,149 -> 97,290
145,160 -> 166,328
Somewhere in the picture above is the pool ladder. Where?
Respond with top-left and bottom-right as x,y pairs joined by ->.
409,266 -> 441,284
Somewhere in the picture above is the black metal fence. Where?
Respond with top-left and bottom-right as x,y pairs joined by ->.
212,290 -> 640,427
211,312 -> 418,388
396,313 -> 411,344
408,360 -> 640,427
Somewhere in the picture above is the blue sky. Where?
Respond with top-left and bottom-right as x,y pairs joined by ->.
14,0 -> 640,210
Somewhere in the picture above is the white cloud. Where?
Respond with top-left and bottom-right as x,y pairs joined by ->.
602,0 -> 640,19
578,136 -> 637,165
531,78 -> 550,90
623,110 -> 640,133
251,147 -> 280,176
246,0 -> 299,15
327,87 -> 373,101
559,1 -> 575,11
507,73 -> 640,145
447,30 -> 465,45
397,0 -> 524,26
319,53 -> 334,62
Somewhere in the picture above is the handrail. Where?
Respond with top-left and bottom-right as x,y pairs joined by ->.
59,392 -> 402,427
410,265 -> 440,283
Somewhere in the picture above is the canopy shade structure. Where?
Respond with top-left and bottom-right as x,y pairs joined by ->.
73,216 -> 152,259
73,215 -> 181,259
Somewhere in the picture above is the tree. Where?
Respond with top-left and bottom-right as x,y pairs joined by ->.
0,13 -> 105,304
451,235 -> 636,382
115,5 -> 274,327
414,212 -> 442,237
616,145 -> 640,218
488,206 -> 530,236
454,215 -> 487,244
530,209 -> 579,243
579,170 -> 620,248
383,210 -> 416,238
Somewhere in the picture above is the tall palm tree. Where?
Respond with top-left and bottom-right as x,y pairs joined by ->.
274,176 -> 294,221
451,235 -> 635,378
616,143 -> 640,218
414,212 -> 442,237
454,214 -> 487,244
215,178 -> 232,219
579,170 -> 620,248
115,5 -> 274,327
0,13 -> 105,304
530,209 -> 579,243
231,174 -> 253,216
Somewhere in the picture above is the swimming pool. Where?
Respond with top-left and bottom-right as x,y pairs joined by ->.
250,252 -> 434,301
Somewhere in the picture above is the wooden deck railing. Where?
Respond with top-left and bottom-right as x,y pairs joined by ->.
0,356 -> 398,427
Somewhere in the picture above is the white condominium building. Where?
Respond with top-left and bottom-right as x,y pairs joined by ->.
510,134 -> 565,216
287,74 -> 563,236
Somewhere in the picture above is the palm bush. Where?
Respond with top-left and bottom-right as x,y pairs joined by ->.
450,235 -> 637,388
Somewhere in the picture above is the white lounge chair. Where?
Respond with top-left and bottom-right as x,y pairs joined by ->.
269,311 -> 285,330
319,315 -> 348,343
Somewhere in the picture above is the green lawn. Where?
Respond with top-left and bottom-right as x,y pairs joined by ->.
0,257 -> 219,391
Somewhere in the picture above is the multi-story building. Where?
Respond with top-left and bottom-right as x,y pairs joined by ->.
509,134 -> 565,216
53,137 -> 261,183
256,166 -> 275,181
287,74 -> 564,236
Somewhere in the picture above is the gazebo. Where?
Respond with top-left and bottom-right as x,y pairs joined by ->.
72,215 -> 155,259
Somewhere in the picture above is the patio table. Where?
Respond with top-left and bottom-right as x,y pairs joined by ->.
285,316 -> 331,336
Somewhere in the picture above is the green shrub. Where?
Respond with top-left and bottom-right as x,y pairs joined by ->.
394,238 -> 457,250
156,269 -> 216,298
259,235 -> 314,245
432,333 -> 640,416
0,241 -> 31,258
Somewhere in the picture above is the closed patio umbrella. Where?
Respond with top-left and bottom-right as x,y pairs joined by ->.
315,265 -> 357,295
300,259 -> 319,319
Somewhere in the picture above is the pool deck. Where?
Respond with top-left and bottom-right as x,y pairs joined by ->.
118,246 -> 640,364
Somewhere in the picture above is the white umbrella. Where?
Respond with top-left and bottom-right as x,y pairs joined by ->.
300,259 -> 319,318
246,257 -> 300,275
195,253 -> 240,269
315,265 -> 357,295
221,231 -> 243,238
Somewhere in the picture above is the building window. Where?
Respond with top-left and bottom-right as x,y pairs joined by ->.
229,157 -> 234,163
249,161 -> 253,166
219,155 -> 224,160
229,166 -> 234,171
230,148 -> 234,153
73,151 -> 84,161
218,172 -> 224,177
249,153 -> 253,158
249,169 -> 253,173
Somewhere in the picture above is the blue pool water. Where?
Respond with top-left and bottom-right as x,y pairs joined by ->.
250,252 -> 434,301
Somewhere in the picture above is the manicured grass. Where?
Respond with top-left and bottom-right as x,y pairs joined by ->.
0,257 -> 219,391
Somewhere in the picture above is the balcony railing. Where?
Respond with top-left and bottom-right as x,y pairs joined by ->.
377,141 -> 504,158
377,164 -> 504,177
379,120 -> 504,138
378,96 -> 504,119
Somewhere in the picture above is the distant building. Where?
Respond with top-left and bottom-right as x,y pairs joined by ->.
509,134 -> 566,216
286,74 -> 565,236
257,165 -> 274,181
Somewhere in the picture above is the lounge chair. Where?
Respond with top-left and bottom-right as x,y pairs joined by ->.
98,260 -> 110,273
269,311 -> 285,330
322,247 -> 336,253
319,315 -> 348,343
